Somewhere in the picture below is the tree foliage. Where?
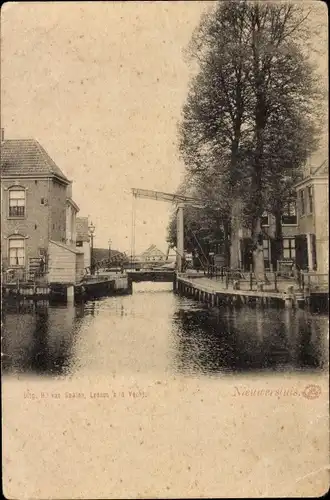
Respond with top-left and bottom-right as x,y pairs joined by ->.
175,0 -> 321,273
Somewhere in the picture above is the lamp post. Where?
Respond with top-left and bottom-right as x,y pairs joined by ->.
108,238 -> 112,265
88,221 -> 95,275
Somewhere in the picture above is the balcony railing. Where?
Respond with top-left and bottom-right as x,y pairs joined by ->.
2,268 -> 47,285
9,206 -> 25,217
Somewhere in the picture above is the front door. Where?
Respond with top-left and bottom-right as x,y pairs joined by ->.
241,238 -> 253,271
295,234 -> 308,270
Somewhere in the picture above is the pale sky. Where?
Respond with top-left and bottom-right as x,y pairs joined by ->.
1,1 -> 328,254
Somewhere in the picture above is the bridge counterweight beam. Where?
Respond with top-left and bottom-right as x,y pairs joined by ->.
176,203 -> 184,273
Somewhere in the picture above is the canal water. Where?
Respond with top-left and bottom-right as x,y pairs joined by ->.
2,282 -> 328,377
2,282 -> 329,499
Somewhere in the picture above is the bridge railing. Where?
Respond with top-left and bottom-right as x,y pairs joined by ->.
203,266 -> 330,294
300,272 -> 329,292
204,266 -> 290,292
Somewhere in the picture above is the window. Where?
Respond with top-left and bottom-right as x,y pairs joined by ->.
283,238 -> 295,260
9,189 -> 25,217
8,237 -> 25,266
282,201 -> 297,225
263,239 -> 270,261
263,239 -> 270,268
307,186 -> 313,214
76,241 -> 83,247
299,190 -> 305,216
261,211 -> 269,226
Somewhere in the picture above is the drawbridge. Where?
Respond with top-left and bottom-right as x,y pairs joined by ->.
130,187 -> 207,275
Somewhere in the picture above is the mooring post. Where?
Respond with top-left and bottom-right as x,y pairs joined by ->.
285,297 -> 293,308
67,285 -> 75,303
128,277 -> 133,294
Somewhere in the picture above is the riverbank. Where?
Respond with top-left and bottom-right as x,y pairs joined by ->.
2,282 -> 328,498
176,273 -> 329,312
1,273 -> 132,303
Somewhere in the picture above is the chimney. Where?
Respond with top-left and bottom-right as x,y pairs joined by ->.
1,128 -> 4,141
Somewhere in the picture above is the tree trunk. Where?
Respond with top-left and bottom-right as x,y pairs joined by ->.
251,216 -> 265,280
228,115 -> 243,269
230,200 -> 242,269
272,211 -> 283,270
223,219 -> 231,268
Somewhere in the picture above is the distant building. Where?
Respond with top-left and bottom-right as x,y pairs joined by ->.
0,134 -> 84,283
294,159 -> 328,274
76,217 -> 91,270
238,200 -> 299,271
140,244 -> 166,263
231,157 -> 328,273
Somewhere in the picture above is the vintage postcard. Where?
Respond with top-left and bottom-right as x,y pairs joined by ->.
1,1 -> 329,498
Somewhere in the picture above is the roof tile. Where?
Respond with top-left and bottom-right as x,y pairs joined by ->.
1,139 -> 70,183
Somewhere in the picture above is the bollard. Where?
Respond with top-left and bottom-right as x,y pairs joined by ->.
67,285 -> 75,303
233,280 -> 240,290
285,296 -> 293,308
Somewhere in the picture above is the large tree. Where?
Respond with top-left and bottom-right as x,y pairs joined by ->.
178,0 -> 320,277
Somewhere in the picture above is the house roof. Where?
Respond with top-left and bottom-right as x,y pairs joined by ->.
311,159 -> 328,176
0,139 -> 70,184
67,197 -> 80,212
49,240 -> 83,255
141,244 -> 166,257
295,158 -> 329,189
76,217 -> 90,242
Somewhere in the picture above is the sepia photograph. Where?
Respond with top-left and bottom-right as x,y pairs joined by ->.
1,0 -> 329,498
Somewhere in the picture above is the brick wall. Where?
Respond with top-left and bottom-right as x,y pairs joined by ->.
50,178 -> 67,243
1,178 -> 50,267
1,176 -> 68,270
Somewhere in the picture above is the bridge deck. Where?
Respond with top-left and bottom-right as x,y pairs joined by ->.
127,270 -> 175,283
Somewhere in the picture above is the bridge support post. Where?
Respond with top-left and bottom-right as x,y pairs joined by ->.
176,203 -> 184,273
173,276 -> 177,292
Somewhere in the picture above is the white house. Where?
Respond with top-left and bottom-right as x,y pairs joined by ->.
76,217 -> 91,270
140,244 -> 166,262
66,184 -> 79,247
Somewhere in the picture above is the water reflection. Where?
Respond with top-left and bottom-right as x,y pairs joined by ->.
172,305 -> 328,374
1,286 -> 328,378
2,301 -> 81,376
